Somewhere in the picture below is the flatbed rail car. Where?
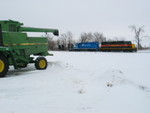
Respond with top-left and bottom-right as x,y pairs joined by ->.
0,20 -> 59,77
100,41 -> 137,52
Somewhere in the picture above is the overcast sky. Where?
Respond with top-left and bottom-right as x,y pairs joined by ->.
0,0 -> 150,41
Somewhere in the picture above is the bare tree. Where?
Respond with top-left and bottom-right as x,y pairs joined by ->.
79,32 -> 91,42
47,34 -> 57,50
66,31 -> 74,50
129,25 -> 144,49
93,32 -> 106,42
59,35 -> 67,50
57,31 -> 74,50
87,32 -> 94,42
79,32 -> 106,43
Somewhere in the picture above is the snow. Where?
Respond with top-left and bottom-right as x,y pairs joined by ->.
0,50 -> 150,113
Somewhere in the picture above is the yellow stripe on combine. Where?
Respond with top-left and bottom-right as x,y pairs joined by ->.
4,43 -> 48,46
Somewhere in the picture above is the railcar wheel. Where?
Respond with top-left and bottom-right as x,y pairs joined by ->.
35,57 -> 47,70
0,55 -> 9,77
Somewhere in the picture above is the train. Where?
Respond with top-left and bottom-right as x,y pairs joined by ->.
71,41 -> 137,52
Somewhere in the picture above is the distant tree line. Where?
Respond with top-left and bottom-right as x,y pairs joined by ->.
48,25 -> 150,50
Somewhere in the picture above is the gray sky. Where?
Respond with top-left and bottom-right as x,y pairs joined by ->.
0,0 -> 150,41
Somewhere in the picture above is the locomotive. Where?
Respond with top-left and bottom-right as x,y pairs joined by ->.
72,41 -> 137,52
73,42 -> 100,51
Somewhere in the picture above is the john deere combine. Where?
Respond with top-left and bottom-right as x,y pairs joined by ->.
0,20 -> 59,77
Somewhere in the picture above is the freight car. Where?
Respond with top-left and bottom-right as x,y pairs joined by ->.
100,41 -> 137,52
72,42 -> 99,51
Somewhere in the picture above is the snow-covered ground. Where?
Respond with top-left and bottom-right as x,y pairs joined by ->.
0,50 -> 150,113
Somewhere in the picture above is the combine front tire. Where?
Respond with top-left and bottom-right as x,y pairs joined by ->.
0,55 -> 9,77
35,57 -> 47,70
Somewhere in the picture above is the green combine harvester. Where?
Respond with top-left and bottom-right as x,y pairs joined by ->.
0,20 -> 59,77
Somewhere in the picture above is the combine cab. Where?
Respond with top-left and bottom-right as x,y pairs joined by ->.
0,20 -> 59,77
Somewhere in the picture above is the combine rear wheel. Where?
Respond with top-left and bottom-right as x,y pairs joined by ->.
35,57 -> 47,70
0,55 -> 9,77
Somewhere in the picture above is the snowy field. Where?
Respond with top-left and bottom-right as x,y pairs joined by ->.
0,50 -> 150,113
